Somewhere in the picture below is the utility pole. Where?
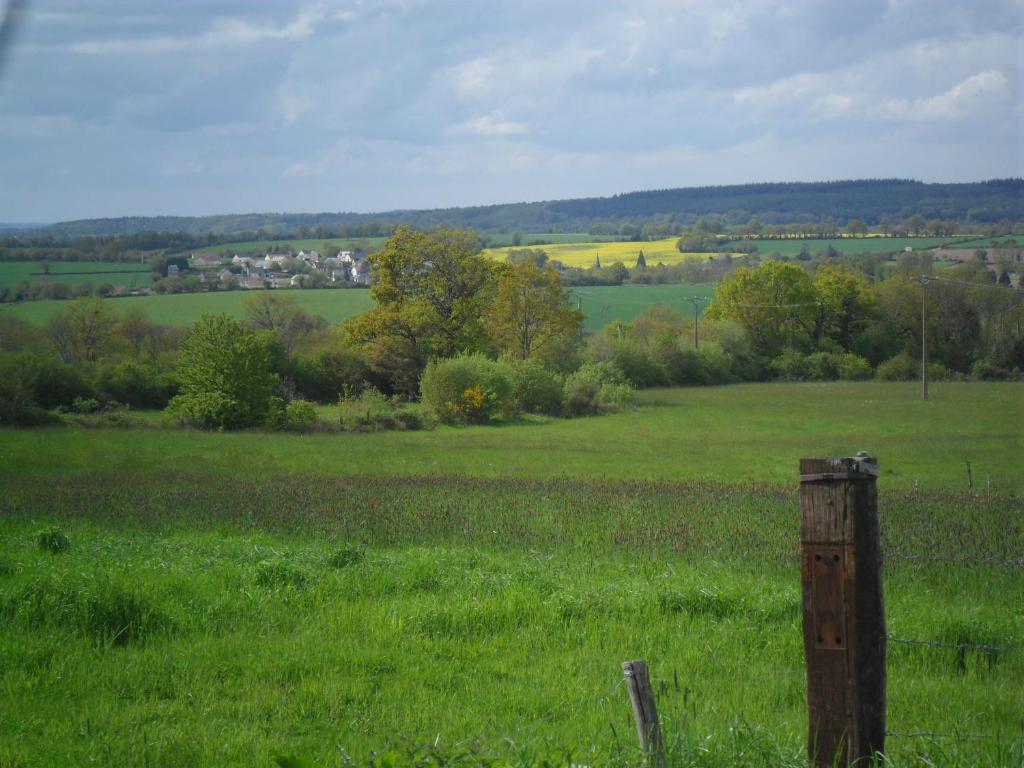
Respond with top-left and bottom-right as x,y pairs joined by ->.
920,276 -> 929,401
686,296 -> 708,348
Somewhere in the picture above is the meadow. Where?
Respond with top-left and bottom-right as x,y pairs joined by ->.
1,383 -> 1021,767
732,235 -> 973,259
0,285 -> 711,332
0,261 -> 153,291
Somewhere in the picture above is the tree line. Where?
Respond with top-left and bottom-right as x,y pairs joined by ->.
2,227 -> 1021,430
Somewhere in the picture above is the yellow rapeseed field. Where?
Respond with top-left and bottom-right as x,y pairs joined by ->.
483,238 -> 715,268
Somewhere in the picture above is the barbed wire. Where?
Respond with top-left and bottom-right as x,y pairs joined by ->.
887,636 -> 1018,654
884,551 -> 1024,569
885,729 -> 1016,743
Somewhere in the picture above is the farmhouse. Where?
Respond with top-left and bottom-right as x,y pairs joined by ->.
191,252 -> 221,267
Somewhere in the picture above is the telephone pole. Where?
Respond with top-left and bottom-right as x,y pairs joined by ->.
686,296 -> 709,348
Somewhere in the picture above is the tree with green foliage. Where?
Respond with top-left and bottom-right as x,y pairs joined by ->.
812,265 -> 874,351
343,226 -> 496,395
705,261 -> 817,357
486,261 -> 583,360
169,314 -> 278,429
636,250 -> 647,269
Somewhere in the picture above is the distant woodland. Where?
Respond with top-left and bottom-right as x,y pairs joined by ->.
13,179 -> 1024,239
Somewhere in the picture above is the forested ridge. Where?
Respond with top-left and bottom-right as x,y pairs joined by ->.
21,179 -> 1024,238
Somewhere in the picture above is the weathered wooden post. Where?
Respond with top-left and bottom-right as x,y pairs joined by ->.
621,660 -> 665,767
799,453 -> 886,767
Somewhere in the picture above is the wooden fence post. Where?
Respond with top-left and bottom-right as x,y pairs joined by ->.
799,453 -> 886,767
621,660 -> 665,767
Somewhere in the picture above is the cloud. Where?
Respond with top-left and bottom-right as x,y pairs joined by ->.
62,4 -> 332,55
450,112 -> 530,137
883,70 -> 1010,121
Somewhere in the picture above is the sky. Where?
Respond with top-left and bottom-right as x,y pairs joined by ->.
0,0 -> 1021,222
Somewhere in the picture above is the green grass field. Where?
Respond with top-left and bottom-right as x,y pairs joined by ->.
169,237 -> 390,259
0,261 -> 153,290
1,383 -> 1021,766
729,236 -> 974,259
1,285 -> 711,332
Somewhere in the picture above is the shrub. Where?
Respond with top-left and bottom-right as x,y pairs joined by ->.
71,396 -> 101,414
506,359 -> 564,416
37,527 -> 71,554
419,354 -> 514,424
0,353 -> 51,426
94,362 -> 175,409
168,315 -> 278,429
770,350 -> 812,381
837,353 -> 873,381
337,387 -> 418,432
610,345 -> 669,388
971,357 -> 1013,381
876,354 -> 918,382
293,347 -> 368,403
284,399 -> 318,432
563,362 -> 634,416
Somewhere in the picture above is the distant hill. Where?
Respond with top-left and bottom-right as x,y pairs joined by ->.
29,179 -> 1024,238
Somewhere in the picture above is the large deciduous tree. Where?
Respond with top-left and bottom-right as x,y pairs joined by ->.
705,261 -> 817,357
344,226 -> 497,395
486,261 -> 583,360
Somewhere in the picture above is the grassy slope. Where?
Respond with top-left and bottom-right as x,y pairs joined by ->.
4,383 -> 1020,493
1,384 -> 1021,767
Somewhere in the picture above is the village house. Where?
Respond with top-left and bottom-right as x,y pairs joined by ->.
191,252 -> 221,267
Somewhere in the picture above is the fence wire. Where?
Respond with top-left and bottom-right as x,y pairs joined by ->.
884,551 -> 1024,569
887,635 -> 1018,654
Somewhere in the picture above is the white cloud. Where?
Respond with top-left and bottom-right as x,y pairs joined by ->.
883,70 -> 1010,121
450,112 -> 530,137
63,4 -> 332,55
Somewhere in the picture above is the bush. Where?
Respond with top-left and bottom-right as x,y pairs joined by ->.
0,353 -> 50,426
971,357 -> 1014,381
293,347 -> 368,403
284,399 -> 318,432
94,362 -> 175,409
610,345 -> 669,388
37,527 -> 71,554
837,353 -> 873,381
563,362 -> 634,416
770,350 -> 812,381
31,356 -> 93,409
876,354 -> 918,382
337,387 -> 424,432
71,396 -> 101,414
168,314 -> 278,429
506,359 -> 564,416
419,354 -> 514,424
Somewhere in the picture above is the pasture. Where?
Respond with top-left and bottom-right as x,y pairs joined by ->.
730,235 -> 974,259
1,383 -> 1021,766
0,285 -> 712,332
0,261 -> 153,290
169,237 -> 389,258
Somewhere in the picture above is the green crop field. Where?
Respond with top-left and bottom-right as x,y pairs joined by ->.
1,383 -> 1021,766
570,284 -> 713,328
728,236 -> 975,259
0,288 -> 375,327
484,232 -> 624,247
1,285 -> 712,332
0,261 -> 153,290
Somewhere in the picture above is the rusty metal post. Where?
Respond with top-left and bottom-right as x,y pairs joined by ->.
799,453 -> 886,767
